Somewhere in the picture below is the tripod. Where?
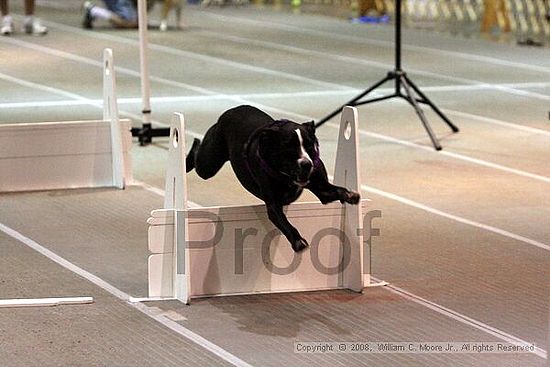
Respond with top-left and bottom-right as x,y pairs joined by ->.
315,0 -> 459,150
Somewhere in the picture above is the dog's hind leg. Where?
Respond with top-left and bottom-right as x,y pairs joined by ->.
188,124 -> 229,179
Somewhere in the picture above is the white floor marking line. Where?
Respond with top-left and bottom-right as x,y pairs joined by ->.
191,29 -> 550,103
266,109 -> 550,185
9,13 -> 550,104
360,184 -> 550,252
441,109 -> 550,138
354,129 -> 550,184
6,35 -> 548,137
0,221 -> 253,367
0,72 -> 96,104
32,0 -> 550,76
0,67 -> 204,141
133,180 -> 168,198
193,28 -> 550,100
0,36 -> 219,97
133,180 -> 548,359
199,11 -> 550,75
6,20 -> 346,92
0,99 -> 96,109
3,80 -> 550,110
371,277 -> 548,359
3,38 -> 550,186
132,180 -> 202,208
3,91 -> 550,137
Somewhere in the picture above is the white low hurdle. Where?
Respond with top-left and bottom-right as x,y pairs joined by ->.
148,107 -> 380,304
0,49 -> 132,193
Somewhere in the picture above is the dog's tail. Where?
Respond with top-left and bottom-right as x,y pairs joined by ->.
186,138 -> 201,173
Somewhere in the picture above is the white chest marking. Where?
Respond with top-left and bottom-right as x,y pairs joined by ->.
295,129 -> 312,165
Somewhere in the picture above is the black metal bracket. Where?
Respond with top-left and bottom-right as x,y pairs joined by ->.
131,123 -> 171,146
130,109 -> 170,146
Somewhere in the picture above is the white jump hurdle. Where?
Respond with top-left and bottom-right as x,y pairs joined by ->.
148,107 -> 380,304
0,49 -> 132,193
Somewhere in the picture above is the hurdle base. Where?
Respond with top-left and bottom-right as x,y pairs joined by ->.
0,119 -> 132,192
148,200 -> 370,304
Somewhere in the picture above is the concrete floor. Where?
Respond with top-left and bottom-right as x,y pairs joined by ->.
0,1 -> 549,366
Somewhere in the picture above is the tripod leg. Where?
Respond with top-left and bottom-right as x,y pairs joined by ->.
404,74 -> 459,133
315,73 -> 394,127
400,75 -> 442,151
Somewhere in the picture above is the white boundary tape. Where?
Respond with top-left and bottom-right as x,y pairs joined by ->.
0,297 -> 94,308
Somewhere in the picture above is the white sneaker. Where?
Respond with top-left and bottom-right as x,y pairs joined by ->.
1,17 -> 13,35
159,19 -> 168,31
24,19 -> 48,35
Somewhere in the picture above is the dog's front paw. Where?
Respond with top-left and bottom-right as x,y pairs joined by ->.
341,191 -> 360,205
291,238 -> 309,252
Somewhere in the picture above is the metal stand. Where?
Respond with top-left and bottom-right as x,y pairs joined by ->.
315,0 -> 459,151
131,0 -> 171,146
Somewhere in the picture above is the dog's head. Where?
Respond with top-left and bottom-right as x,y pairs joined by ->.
258,120 -> 319,186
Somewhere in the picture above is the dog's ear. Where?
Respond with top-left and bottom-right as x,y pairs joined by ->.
302,120 -> 315,133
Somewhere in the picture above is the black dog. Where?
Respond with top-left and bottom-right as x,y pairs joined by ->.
186,105 -> 360,252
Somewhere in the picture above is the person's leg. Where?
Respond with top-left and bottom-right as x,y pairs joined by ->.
1,0 -> 9,16
83,1 -> 112,29
1,0 -> 13,35
103,0 -> 137,28
83,0 -> 136,29
23,0 -> 47,35
24,0 -> 33,15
